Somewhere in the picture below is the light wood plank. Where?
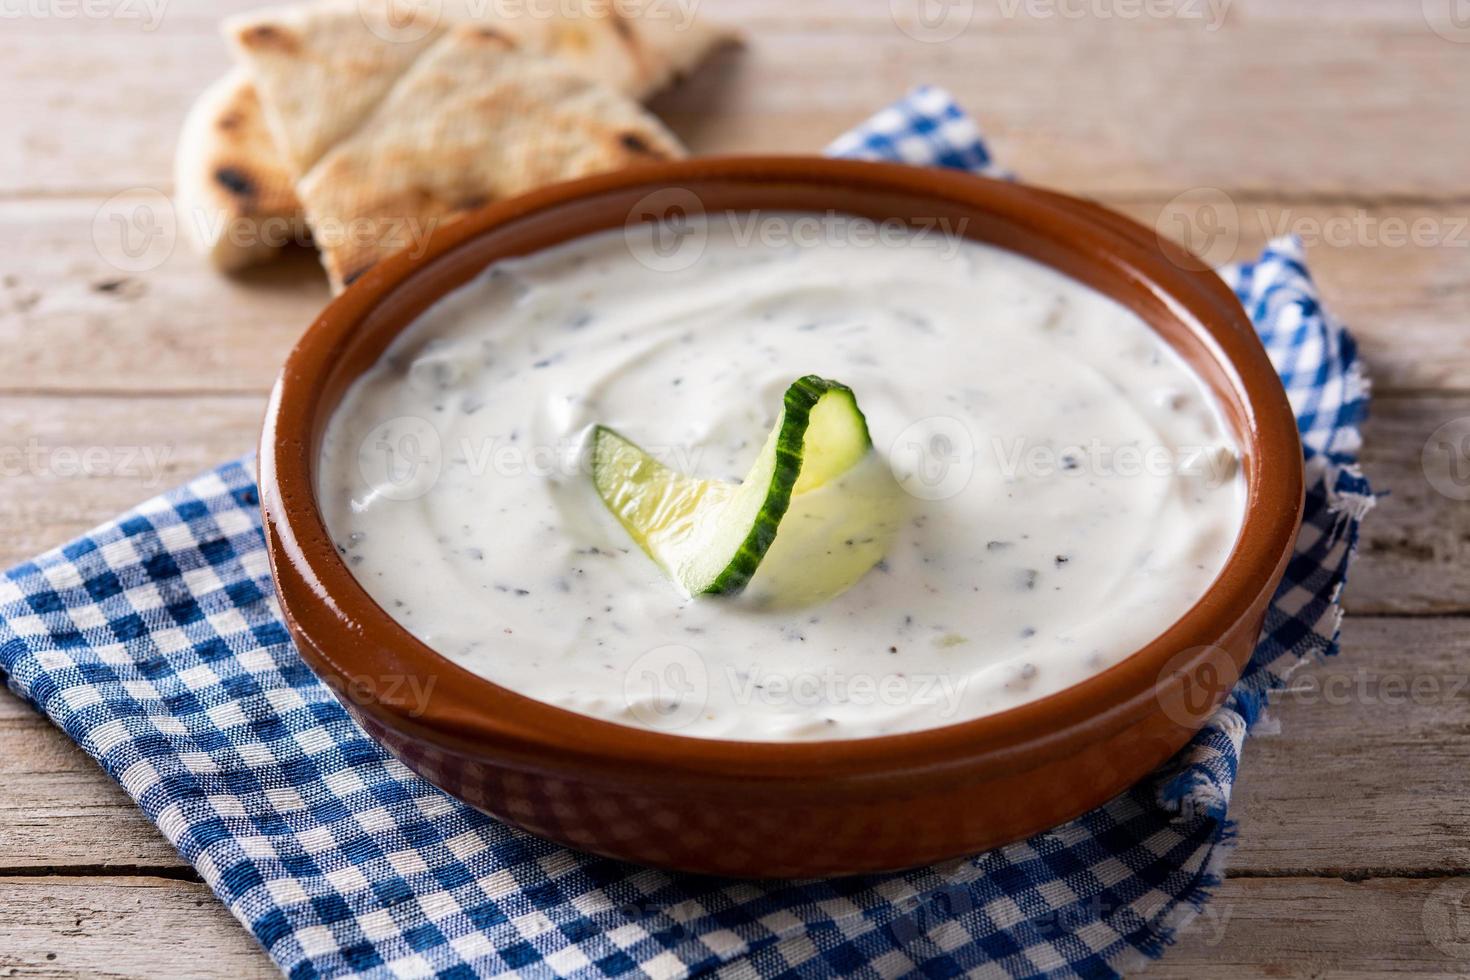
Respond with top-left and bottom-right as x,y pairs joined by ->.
0,199 -> 327,396
3,198 -> 1468,397
1352,395 -> 1470,616
0,707 -> 185,868
1229,616 -> 1470,874
2,2 -> 1461,975
1,873 -> 1469,978
0,0 -> 1445,37
4,17 -> 1468,197
0,395 -> 265,571
0,877 -> 272,980
1107,200 -> 1470,397
655,26 -> 1470,200
1162,876 -> 1470,978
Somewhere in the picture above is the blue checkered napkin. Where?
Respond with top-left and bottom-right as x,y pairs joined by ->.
825,86 -> 1009,179
0,88 -> 1372,980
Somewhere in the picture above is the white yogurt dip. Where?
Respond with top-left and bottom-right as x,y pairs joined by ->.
318,212 -> 1245,740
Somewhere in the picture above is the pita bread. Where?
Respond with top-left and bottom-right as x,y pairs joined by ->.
471,0 -> 738,100
178,0 -> 730,271
296,26 -> 685,291
173,69 -> 305,270
224,0 -> 733,174
224,0 -> 447,177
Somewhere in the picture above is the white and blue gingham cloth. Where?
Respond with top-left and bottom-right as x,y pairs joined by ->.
0,88 -> 1373,979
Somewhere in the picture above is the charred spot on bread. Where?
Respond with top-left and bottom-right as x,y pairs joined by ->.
238,24 -> 298,53
619,132 -> 666,157
214,166 -> 257,199
454,195 -> 491,212
471,26 -> 514,47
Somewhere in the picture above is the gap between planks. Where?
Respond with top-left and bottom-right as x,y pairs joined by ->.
7,195 -> 1468,397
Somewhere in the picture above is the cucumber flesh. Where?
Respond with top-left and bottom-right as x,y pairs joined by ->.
591,376 -> 873,597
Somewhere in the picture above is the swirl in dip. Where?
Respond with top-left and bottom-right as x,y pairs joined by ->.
318,213 -> 1246,741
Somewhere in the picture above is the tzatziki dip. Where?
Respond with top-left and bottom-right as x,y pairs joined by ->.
318,212 -> 1246,741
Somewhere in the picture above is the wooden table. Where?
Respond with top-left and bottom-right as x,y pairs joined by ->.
2,2 -> 1467,975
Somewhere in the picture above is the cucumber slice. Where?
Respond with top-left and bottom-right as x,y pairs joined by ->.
591,375 -> 873,597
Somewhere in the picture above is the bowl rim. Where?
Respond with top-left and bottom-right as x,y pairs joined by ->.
259,155 -> 1304,786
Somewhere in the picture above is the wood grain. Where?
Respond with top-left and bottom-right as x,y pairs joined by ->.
4,11 -> 1470,197
0,707 -> 184,869
0,395 -> 263,570
3,197 -> 1468,397
0,877 -> 271,980
1,873 -> 1468,979
2,0 -> 1465,974
1229,616 -> 1470,875
0,0 -> 1447,37
1162,876 -> 1470,978
1352,396 -> 1470,616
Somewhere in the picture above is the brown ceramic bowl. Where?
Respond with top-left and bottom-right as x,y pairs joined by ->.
259,157 -> 1303,877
